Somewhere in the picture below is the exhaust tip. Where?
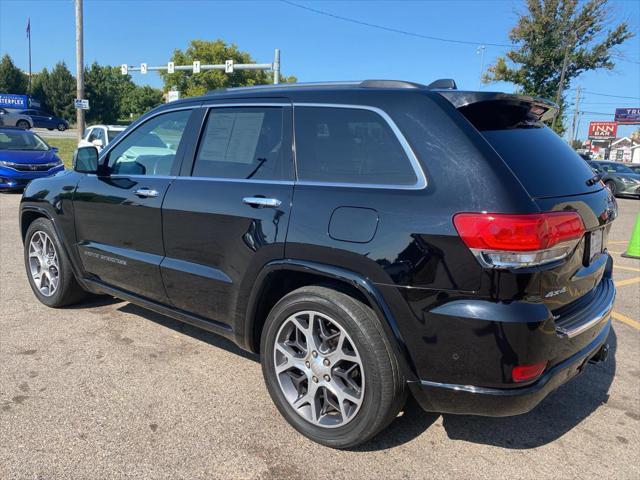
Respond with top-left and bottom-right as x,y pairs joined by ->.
589,344 -> 609,364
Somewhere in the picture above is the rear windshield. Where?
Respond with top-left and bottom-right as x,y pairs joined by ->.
480,126 -> 601,198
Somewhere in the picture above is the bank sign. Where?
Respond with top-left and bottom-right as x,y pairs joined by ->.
0,93 -> 28,109
614,108 -> 640,125
588,121 -> 618,140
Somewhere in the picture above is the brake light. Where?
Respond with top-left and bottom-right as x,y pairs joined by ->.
453,212 -> 585,269
512,361 -> 547,383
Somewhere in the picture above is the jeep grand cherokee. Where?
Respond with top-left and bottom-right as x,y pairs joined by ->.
20,79 -> 616,448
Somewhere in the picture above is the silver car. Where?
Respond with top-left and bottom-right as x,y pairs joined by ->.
0,107 -> 33,129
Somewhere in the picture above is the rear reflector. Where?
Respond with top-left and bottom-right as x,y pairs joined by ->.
453,212 -> 585,269
512,362 -> 547,383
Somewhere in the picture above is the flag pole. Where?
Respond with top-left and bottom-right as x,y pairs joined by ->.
27,18 -> 32,93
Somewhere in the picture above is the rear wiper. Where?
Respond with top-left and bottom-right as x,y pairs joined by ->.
586,173 -> 601,186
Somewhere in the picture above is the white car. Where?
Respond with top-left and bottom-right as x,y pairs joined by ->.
78,125 -> 126,151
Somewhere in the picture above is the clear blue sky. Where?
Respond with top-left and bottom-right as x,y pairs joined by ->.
1,0 -> 638,140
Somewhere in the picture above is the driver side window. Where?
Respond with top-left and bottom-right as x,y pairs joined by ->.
106,109 -> 191,176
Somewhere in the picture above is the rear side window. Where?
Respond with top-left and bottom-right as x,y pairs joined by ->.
193,107 -> 291,181
480,126 -> 601,198
294,106 -> 418,186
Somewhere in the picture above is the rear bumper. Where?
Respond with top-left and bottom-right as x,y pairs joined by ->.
408,319 -> 611,416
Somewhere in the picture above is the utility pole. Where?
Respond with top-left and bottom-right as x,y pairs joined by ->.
75,0 -> 84,143
569,86 -> 582,146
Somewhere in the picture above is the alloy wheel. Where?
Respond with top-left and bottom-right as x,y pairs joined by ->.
28,231 -> 60,297
273,310 -> 365,428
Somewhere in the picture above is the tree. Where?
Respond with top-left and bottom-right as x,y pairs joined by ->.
485,0 -> 633,135
0,54 -> 28,94
35,62 -> 76,121
120,85 -> 163,118
84,62 -> 135,124
160,39 -> 296,97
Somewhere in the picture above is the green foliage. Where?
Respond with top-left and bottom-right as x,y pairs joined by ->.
0,54 -> 28,94
485,0 -> 634,135
570,139 -> 583,150
160,39 -> 296,97
85,63 -> 135,124
120,85 -> 163,118
33,62 -> 76,121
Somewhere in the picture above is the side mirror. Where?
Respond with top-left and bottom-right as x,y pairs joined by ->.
51,147 -> 59,153
73,146 -> 99,173
92,138 -> 103,147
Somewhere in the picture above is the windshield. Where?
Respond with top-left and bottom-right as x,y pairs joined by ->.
597,162 -> 635,174
0,130 -> 50,151
107,129 -> 123,142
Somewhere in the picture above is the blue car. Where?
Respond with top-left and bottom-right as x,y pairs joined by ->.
20,109 -> 69,131
0,127 -> 64,190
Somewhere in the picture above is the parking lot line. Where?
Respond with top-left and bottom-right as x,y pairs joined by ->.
608,251 -> 625,255
615,265 -> 640,273
608,240 -> 628,245
614,276 -> 640,287
612,311 -> 640,331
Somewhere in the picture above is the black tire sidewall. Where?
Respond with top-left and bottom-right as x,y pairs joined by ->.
606,181 -> 617,195
17,120 -> 29,129
24,218 -> 75,307
261,288 -> 398,448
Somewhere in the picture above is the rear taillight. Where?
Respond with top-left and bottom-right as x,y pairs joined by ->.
512,361 -> 547,383
453,211 -> 585,269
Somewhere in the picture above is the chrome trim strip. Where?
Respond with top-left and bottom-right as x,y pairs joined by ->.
555,289 -> 615,339
292,103 -> 427,190
201,102 -> 290,108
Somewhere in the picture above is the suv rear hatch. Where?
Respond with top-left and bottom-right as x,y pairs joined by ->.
441,91 -> 616,313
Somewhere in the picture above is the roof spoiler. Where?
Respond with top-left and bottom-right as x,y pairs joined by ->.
437,91 -> 558,125
426,79 -> 457,90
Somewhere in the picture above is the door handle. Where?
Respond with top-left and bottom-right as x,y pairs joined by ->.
134,188 -> 159,198
242,197 -> 282,208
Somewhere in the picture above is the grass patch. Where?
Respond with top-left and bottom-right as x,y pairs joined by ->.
42,137 -> 77,169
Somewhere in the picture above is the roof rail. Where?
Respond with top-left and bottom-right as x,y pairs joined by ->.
205,78 -> 456,95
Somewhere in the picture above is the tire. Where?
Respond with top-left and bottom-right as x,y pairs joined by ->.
24,218 -> 87,307
261,285 -> 406,449
605,180 -> 617,196
16,120 -> 30,130
57,123 -> 66,131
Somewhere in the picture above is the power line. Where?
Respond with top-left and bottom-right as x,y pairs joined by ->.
582,90 -> 640,100
280,0 -> 511,48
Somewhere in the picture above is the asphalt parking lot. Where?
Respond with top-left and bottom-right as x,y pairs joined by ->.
1,193 -> 638,480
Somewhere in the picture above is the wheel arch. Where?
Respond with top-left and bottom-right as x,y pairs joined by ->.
242,259 -> 418,380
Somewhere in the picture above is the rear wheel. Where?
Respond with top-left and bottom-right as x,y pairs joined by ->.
605,180 -> 617,196
261,285 -> 406,449
16,120 -> 30,130
24,218 -> 87,307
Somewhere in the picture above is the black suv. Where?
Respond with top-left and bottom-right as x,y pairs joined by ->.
20,80 -> 616,448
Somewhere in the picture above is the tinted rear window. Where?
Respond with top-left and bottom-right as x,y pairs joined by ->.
480,126 -> 601,198
295,106 -> 418,186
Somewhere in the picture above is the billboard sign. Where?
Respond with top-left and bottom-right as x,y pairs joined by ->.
614,108 -> 640,125
0,93 -> 28,109
588,121 -> 618,140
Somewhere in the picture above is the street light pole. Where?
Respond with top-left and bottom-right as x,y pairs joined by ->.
75,0 -> 85,143
476,45 -> 486,90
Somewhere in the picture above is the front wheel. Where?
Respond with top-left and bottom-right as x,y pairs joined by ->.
605,180 -> 617,196
24,218 -> 87,307
57,123 -> 66,131
261,285 -> 406,449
